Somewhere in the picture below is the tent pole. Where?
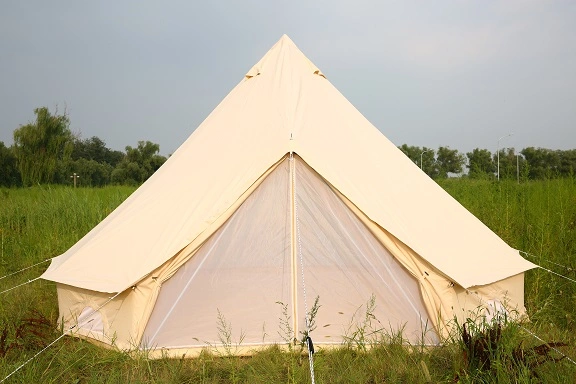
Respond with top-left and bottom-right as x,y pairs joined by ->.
289,152 -> 299,343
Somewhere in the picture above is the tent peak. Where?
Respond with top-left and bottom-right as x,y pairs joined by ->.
245,35 -> 325,79
278,34 -> 299,48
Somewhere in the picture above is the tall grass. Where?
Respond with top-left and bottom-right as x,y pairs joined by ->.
0,180 -> 575,383
438,177 -> 576,329
0,186 -> 135,373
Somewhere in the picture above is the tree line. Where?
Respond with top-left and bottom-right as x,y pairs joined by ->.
1,107 -> 575,187
0,107 -> 167,187
398,144 -> 576,180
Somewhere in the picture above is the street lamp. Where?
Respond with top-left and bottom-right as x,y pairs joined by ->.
420,149 -> 433,172
497,133 -> 513,181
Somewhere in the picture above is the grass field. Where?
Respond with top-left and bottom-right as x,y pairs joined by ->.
0,178 -> 575,383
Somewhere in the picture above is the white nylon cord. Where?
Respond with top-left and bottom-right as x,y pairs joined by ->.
519,326 -> 576,366
0,328 -> 70,383
290,153 -> 316,384
536,266 -> 576,285
541,259 -> 574,272
520,250 -> 567,268
0,291 -> 122,383
0,277 -> 41,295
520,251 -> 576,284
503,249 -> 576,366
0,258 -> 51,281
462,286 -> 576,368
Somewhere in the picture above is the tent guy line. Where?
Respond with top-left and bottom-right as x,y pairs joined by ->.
520,251 -> 576,285
1,250 -> 571,297
519,250 -> 575,272
519,326 -> 576,366
0,277 -> 41,295
459,284 -> 576,368
2,270 -> 574,383
0,329 -> 70,384
543,259 -> 576,272
0,253 -> 570,298
0,258 -> 52,281
0,291 -> 122,383
534,266 -> 576,285
3,262 -> 576,382
3,251 -> 575,298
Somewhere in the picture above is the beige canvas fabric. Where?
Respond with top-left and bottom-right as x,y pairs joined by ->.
42,35 -> 536,354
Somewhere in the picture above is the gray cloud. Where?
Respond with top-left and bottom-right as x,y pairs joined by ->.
1,0 -> 575,156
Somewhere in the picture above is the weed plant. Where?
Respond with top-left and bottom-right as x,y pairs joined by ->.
0,179 -> 575,383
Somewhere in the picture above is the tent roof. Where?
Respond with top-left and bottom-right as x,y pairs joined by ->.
41,35 -> 535,293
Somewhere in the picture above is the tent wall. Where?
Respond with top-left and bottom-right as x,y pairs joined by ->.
55,155 -> 528,355
56,283 -> 139,350
453,272 -> 526,324
56,272 -> 526,356
290,156 -> 437,344
141,158 -> 293,349
140,156 -> 437,349
55,158 -> 288,351
332,183 -> 528,338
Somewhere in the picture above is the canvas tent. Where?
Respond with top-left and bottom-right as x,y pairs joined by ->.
41,35 -> 536,357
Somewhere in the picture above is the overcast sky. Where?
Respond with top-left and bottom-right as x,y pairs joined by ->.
1,1 -> 575,156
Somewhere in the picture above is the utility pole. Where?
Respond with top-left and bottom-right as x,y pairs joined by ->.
497,133 -> 513,181
420,149 -> 433,173
70,173 -> 80,188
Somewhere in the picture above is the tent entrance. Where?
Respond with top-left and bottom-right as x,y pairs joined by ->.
141,156 -> 436,349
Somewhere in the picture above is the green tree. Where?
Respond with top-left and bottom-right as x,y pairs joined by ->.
398,144 -> 420,166
398,144 -> 436,176
466,148 -> 495,179
521,147 -> 561,179
436,146 -> 464,178
66,136 -> 125,186
68,158 -> 113,187
0,142 -> 21,187
558,149 -> 576,177
71,136 -> 124,167
111,141 -> 166,185
13,107 -> 73,186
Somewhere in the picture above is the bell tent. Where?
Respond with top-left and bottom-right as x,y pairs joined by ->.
41,35 -> 536,357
